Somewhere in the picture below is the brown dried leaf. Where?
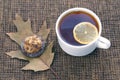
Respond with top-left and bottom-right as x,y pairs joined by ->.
6,50 -> 29,60
6,14 -> 54,72
6,41 -> 54,71
37,20 -> 50,40
6,14 -> 34,45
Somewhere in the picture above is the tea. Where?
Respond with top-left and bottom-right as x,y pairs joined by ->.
59,11 -> 99,46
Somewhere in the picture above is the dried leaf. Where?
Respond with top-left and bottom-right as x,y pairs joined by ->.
6,14 -> 54,72
37,20 -> 50,40
6,50 -> 29,60
6,14 -> 34,45
6,41 -> 54,71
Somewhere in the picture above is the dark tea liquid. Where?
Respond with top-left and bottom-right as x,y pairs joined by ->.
59,11 -> 99,46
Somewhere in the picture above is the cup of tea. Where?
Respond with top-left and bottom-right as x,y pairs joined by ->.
55,8 -> 111,56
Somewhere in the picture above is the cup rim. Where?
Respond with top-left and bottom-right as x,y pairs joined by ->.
56,7 -> 102,48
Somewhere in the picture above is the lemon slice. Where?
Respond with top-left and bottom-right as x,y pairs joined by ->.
73,22 -> 99,44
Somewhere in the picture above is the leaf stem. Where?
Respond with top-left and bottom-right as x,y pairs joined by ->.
49,67 -> 61,80
40,58 -> 61,80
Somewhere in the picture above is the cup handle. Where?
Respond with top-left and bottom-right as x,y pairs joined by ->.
97,36 -> 111,49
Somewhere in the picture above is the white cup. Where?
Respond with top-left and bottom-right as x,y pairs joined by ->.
55,8 -> 111,56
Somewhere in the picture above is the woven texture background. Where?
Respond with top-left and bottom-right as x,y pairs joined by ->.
0,0 -> 120,80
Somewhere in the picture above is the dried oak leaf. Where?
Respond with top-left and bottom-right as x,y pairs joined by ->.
6,14 -> 54,72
